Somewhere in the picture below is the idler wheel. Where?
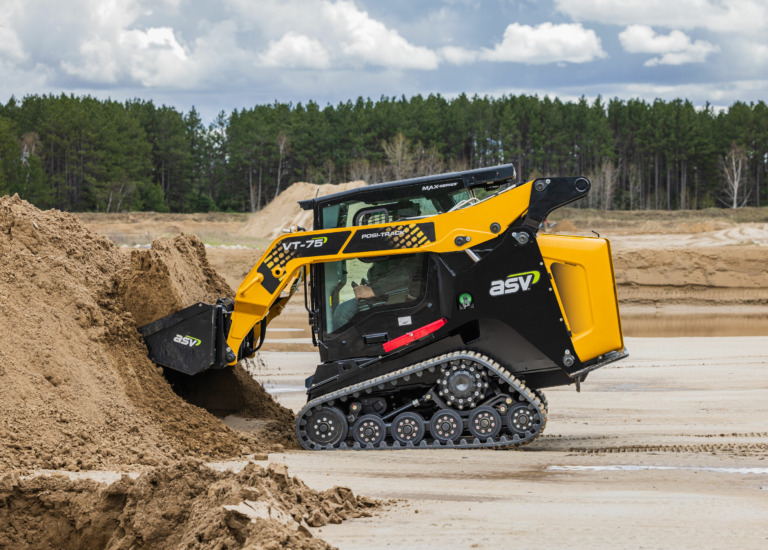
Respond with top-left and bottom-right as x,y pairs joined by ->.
391,412 -> 425,445
468,406 -> 501,439
429,409 -> 463,443
306,406 -> 348,447
352,414 -> 386,447
505,402 -> 539,435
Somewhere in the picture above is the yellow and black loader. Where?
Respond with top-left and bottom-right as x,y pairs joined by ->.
139,164 -> 627,450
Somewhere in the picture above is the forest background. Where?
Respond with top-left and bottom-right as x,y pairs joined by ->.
0,93 -> 765,214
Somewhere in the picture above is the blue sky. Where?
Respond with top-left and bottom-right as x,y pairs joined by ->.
1,0 -> 766,123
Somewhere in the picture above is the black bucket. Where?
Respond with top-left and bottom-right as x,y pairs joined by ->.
138,302 -> 227,376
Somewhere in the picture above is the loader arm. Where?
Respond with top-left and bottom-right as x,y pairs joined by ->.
226,177 -> 588,365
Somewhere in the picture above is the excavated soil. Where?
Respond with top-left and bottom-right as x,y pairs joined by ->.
0,195 -> 295,473
0,460 -> 379,549
120,233 -> 234,327
119,234 -> 296,443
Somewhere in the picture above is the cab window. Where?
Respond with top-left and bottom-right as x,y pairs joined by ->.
322,254 -> 427,335
320,184 -> 470,229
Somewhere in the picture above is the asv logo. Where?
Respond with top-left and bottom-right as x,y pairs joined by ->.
489,271 -> 541,296
173,334 -> 201,347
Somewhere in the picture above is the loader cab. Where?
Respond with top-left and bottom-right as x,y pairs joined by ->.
298,164 -> 517,362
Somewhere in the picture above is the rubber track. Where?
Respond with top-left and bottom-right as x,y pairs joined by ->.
296,351 -> 548,451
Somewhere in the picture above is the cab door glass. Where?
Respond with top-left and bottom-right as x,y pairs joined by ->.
323,254 -> 427,334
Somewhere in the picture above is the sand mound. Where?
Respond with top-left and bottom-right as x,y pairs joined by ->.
121,234 -> 233,326
551,219 -> 578,233
241,180 -> 367,239
121,234 -> 297,444
0,196 -> 292,472
0,460 -> 379,549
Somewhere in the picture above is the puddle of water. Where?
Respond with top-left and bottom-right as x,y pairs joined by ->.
622,314 -> 768,337
548,465 -> 768,475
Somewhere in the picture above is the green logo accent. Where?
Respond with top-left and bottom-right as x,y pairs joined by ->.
458,293 -> 473,309
311,236 -> 328,243
186,335 -> 201,347
506,270 -> 540,284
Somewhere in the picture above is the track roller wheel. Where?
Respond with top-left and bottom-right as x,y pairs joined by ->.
352,414 -> 386,447
468,406 -> 501,439
429,409 -> 463,443
505,402 -> 539,435
391,412 -> 425,445
306,406 -> 348,447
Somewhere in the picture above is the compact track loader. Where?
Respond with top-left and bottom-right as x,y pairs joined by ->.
139,164 -> 627,450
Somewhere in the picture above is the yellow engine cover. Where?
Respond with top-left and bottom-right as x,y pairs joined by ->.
538,234 -> 624,363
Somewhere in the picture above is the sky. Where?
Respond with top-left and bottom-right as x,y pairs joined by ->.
1,0 -> 767,124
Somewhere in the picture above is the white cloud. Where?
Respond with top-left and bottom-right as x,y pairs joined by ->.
0,0 -> 443,94
323,1 -> 439,69
223,0 -> 440,70
124,27 -> 188,61
619,25 -> 719,66
742,42 -> 768,66
480,22 -> 606,64
120,27 -> 191,87
259,32 -> 330,69
439,46 -> 478,65
0,25 -> 27,63
555,0 -> 768,35
60,37 -> 120,83
58,26 -> 191,86
0,0 -> 27,63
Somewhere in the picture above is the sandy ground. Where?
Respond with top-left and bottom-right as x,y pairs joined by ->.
251,336 -> 768,550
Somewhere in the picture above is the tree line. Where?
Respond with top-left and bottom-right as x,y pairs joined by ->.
0,93 -> 766,213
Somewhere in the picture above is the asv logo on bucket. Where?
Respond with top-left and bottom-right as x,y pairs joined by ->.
173,334 -> 201,347
489,271 -> 540,296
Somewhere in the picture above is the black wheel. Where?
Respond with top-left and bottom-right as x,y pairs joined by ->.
468,406 -> 501,439
429,409 -> 463,443
352,414 -> 386,447
391,412 -> 425,445
505,402 -> 540,435
306,406 -> 348,447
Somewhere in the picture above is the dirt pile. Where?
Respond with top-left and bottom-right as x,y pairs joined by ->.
120,234 -> 233,327
240,180 -> 367,239
120,234 -> 297,444
0,460 -> 380,549
550,219 -> 578,233
0,195 -> 292,472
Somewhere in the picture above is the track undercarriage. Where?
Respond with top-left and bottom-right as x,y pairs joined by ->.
296,351 -> 548,450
